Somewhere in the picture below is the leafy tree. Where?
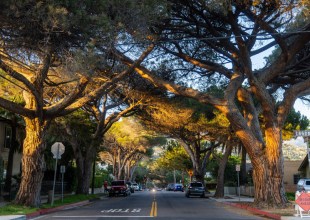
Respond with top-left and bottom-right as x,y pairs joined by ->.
283,109 -> 309,140
116,0 -> 310,207
0,0 -> 154,206
150,140 -> 191,185
100,117 -> 160,180
207,154 -> 241,186
138,96 -> 230,184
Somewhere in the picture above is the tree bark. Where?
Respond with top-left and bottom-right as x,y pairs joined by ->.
14,118 -> 47,207
251,127 -> 287,207
230,115 -> 288,207
214,144 -> 232,198
75,156 -> 93,194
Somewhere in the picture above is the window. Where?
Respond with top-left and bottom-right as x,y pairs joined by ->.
294,174 -> 301,184
190,182 -> 203,187
4,126 -> 12,149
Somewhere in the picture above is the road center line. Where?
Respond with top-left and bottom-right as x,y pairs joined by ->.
150,200 -> 157,217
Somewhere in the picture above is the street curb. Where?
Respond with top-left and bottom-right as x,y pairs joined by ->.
26,200 -> 91,219
223,202 -> 282,220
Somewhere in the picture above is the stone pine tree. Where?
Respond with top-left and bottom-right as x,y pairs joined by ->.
0,0 -> 154,207
138,97 -> 229,184
115,0 -> 310,207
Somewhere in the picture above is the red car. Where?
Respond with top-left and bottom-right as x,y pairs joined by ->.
109,180 -> 131,197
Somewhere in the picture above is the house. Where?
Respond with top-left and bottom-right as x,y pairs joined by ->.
0,116 -> 23,183
283,160 -> 303,192
298,154 -> 310,179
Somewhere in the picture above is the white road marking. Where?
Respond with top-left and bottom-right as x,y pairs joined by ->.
101,208 -> 141,213
52,216 -> 153,218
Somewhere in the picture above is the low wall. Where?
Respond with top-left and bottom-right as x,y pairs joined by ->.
224,185 -> 254,197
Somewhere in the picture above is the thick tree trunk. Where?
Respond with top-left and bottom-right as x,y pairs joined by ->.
75,157 -> 93,194
226,105 -> 288,208
252,158 -> 287,207
251,128 -> 287,207
214,145 -> 232,198
237,126 -> 288,207
75,141 -> 97,194
15,118 -> 46,207
193,168 -> 204,183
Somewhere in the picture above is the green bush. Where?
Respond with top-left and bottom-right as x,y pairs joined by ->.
286,192 -> 295,201
93,176 -> 104,188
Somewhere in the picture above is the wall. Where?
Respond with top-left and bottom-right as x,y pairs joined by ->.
284,160 -> 303,192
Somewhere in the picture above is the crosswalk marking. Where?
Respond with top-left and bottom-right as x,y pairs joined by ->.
101,208 -> 141,213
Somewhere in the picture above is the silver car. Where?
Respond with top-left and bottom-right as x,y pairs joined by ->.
297,179 -> 310,192
185,182 -> 205,198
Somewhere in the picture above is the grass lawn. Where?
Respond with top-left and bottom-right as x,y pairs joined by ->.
0,194 -> 101,216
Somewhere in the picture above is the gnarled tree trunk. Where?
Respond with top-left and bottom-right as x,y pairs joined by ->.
232,116 -> 287,207
75,156 -> 94,194
214,144 -> 233,198
15,118 -> 47,207
251,128 -> 287,207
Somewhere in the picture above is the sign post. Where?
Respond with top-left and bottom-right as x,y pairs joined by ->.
60,165 -> 66,203
236,164 -> 241,201
187,170 -> 193,182
51,142 -> 65,206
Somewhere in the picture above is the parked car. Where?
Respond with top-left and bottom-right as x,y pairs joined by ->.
185,182 -> 205,198
109,180 -> 131,197
297,179 -> 310,192
174,184 -> 184,192
126,181 -> 135,193
132,183 -> 140,191
166,183 -> 175,191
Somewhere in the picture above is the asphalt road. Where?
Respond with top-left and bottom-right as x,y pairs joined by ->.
34,190 -> 268,220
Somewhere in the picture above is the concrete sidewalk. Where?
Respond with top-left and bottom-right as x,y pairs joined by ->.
210,194 -> 301,220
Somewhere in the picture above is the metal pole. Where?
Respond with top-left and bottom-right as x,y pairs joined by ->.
173,169 -> 176,185
237,171 -> 240,201
61,171 -> 64,203
51,144 -> 59,206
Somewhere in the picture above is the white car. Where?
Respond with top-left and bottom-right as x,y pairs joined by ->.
132,183 -> 140,191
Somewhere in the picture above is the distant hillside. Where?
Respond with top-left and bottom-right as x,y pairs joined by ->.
283,140 -> 307,161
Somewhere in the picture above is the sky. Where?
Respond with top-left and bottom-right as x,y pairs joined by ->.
294,99 -> 310,120
251,49 -> 310,122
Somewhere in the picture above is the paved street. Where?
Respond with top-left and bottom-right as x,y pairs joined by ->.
33,190 -> 269,220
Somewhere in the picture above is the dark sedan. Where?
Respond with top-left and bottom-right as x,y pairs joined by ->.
185,182 -> 205,197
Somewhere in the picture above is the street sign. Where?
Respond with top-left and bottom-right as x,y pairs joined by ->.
51,142 -> 65,159
187,170 -> 193,176
60,165 -> 66,173
236,165 -> 240,172
296,192 -> 310,211
51,142 -> 65,206
294,130 -> 310,137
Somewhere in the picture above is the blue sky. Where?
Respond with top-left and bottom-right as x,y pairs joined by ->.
251,49 -> 310,120
294,99 -> 310,119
